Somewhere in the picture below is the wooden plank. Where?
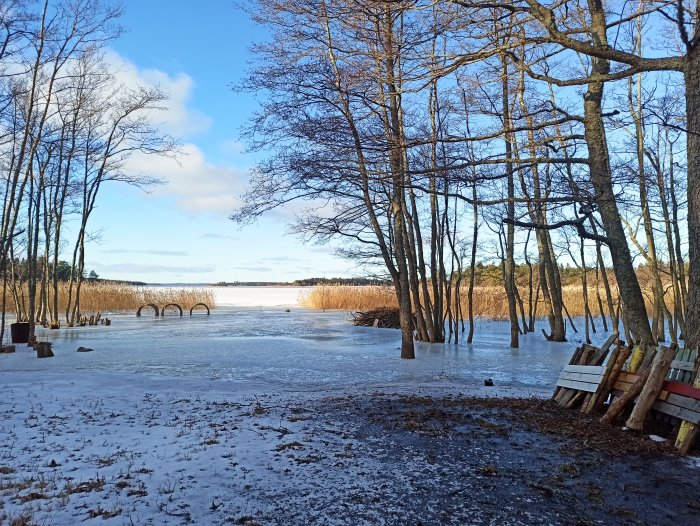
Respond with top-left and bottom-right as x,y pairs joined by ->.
613,372 -> 637,392
579,346 -> 593,366
584,343 -> 631,415
669,360 -> 695,373
613,381 -> 634,392
556,378 -> 600,393
668,348 -> 692,382
676,373 -> 700,454
663,380 -> 700,401
589,346 -> 609,367
580,392 -> 593,413
677,348 -> 690,381
559,371 -> 605,383
553,345 -> 583,400
564,390 -> 586,409
564,365 -> 606,375
618,371 -> 639,383
601,361 -> 653,425
554,388 -> 579,407
666,393 -> 700,414
598,334 -> 620,356
652,400 -> 700,425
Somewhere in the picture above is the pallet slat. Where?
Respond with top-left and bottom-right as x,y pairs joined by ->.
564,365 -> 606,374
669,360 -> 695,373
559,371 -> 605,383
665,393 -> 700,413
663,381 -> 700,401
652,400 -> 700,425
555,378 -> 600,393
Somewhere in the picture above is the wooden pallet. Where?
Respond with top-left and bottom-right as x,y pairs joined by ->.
612,354 -> 700,431
555,364 -> 607,393
553,334 -> 620,410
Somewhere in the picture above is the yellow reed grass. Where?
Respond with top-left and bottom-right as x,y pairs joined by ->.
300,285 -> 397,311
300,283 -> 666,320
4,282 -> 215,315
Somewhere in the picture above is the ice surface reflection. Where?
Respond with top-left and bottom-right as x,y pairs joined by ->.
1,306 -> 608,390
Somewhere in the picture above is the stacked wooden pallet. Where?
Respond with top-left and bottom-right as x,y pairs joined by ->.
556,343 -> 700,452
612,348 -> 700,430
553,334 -> 620,411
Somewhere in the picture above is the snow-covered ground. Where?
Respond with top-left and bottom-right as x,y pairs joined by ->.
1,299 -> 634,525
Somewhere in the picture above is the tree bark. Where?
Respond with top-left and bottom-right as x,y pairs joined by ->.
626,344 -> 676,431
583,55 -> 653,345
685,42 -> 700,355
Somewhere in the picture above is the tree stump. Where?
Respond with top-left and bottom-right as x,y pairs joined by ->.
36,342 -> 54,358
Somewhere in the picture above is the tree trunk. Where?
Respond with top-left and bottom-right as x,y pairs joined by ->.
502,58 -> 519,348
467,184 -> 478,344
685,42 -> 700,356
584,76 -> 653,345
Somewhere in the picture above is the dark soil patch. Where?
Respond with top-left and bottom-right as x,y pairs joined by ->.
266,393 -> 698,526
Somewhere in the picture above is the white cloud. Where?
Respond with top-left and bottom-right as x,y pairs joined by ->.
103,50 -> 246,214
104,50 -> 211,137
128,145 -> 245,213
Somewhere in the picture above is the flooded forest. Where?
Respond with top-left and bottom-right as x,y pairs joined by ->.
234,0 -> 700,362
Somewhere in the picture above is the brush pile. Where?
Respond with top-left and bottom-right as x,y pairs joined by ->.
351,307 -> 401,329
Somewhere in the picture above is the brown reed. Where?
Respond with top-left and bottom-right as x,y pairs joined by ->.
299,285 -> 397,311
300,283 -> 664,320
3,282 -> 215,315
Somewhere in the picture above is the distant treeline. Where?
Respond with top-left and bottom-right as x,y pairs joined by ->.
214,264 -> 675,289
212,277 -> 392,287
293,277 -> 392,286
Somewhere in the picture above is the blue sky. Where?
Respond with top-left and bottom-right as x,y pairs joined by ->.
82,0 -> 356,284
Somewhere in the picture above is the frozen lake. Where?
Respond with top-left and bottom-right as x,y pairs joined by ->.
0,285 -> 608,392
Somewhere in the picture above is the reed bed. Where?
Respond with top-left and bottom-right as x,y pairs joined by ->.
301,283 -> 661,320
299,285 -> 397,311
4,282 -> 215,315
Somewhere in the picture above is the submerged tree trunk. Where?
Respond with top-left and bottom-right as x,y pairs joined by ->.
502,58 -> 519,348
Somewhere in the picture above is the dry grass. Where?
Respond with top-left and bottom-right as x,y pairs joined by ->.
300,285 -> 397,311
301,283 -> 657,319
5,282 -> 215,315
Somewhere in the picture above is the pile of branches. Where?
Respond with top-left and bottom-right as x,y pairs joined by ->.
351,307 -> 401,329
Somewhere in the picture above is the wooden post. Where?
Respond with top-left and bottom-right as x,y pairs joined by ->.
626,344 -> 676,431
600,349 -> 656,425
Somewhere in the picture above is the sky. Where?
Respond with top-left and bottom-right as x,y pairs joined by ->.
81,0 -> 357,284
